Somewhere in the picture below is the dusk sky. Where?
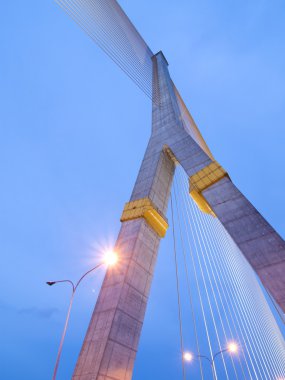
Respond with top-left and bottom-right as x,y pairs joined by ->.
1,1 -> 285,379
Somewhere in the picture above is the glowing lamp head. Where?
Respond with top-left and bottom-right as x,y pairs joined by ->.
103,250 -> 118,266
227,342 -> 238,354
183,352 -> 193,362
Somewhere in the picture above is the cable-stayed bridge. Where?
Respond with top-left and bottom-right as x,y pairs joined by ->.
54,1 -> 285,379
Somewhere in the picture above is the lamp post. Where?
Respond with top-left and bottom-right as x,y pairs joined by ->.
47,250 -> 118,380
183,342 -> 238,380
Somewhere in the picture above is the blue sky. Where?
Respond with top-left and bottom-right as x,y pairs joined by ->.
0,1 -> 285,379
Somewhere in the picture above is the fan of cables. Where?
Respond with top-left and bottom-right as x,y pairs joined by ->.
170,165 -> 285,380
55,0 -> 154,99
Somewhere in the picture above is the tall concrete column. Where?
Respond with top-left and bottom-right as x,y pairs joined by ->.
72,52 -> 179,380
72,150 -> 174,380
202,177 -> 285,311
152,52 -> 285,313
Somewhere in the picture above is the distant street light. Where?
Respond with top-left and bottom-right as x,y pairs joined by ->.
183,342 -> 239,380
47,250 -> 118,380
183,352 -> 194,362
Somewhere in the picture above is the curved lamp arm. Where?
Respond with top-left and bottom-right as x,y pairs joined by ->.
74,262 -> 104,290
212,348 -> 228,364
196,354 -> 212,365
46,263 -> 105,293
46,280 -> 75,292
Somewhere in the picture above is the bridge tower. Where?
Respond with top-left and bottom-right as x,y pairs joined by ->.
72,51 -> 285,380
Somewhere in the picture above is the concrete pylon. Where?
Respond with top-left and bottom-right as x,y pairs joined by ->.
72,52 -> 178,380
73,51 -> 285,379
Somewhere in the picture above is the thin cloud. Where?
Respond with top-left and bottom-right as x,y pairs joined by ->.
18,306 -> 59,319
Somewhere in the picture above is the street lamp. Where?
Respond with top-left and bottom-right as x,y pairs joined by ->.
47,250 -> 118,380
183,342 -> 239,380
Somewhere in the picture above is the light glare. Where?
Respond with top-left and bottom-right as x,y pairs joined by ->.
103,250 -> 118,266
227,342 -> 238,354
183,352 -> 193,362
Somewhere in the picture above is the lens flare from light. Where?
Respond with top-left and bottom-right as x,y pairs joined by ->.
227,342 -> 238,354
183,352 -> 193,362
103,250 -> 118,266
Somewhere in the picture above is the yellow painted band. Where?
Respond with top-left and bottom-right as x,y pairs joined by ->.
121,198 -> 168,238
189,161 -> 228,216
